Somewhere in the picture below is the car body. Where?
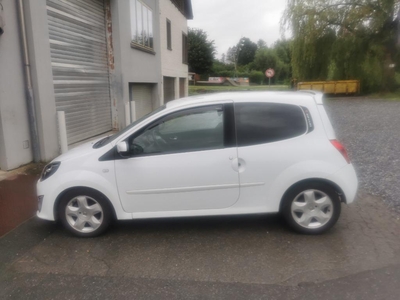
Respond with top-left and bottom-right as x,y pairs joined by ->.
37,91 -> 358,236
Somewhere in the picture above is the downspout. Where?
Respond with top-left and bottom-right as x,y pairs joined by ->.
17,0 -> 40,162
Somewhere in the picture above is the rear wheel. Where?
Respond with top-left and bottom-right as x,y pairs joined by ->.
281,182 -> 341,234
59,188 -> 112,237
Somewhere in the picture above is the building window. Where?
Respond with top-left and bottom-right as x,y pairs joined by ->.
130,0 -> 154,50
167,19 -> 172,50
182,32 -> 188,64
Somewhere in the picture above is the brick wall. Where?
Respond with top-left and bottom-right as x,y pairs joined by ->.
0,175 -> 39,237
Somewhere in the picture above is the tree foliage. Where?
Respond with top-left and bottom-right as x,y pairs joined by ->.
282,0 -> 400,92
226,45 -> 238,65
226,37 -> 258,67
212,38 -> 293,84
257,39 -> 267,49
188,28 -> 216,75
252,43 -> 292,83
237,38 -> 258,66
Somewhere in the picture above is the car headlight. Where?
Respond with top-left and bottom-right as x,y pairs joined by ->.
40,162 -> 61,181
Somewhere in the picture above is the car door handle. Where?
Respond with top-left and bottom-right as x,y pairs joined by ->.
169,136 -> 178,141
231,158 -> 245,173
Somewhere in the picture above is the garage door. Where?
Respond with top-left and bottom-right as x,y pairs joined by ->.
131,84 -> 153,119
163,77 -> 175,103
179,78 -> 186,98
47,0 -> 112,144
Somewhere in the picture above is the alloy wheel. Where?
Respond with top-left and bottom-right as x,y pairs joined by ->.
65,196 -> 104,233
290,189 -> 334,229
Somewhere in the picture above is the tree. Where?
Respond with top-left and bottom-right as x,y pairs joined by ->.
257,39 -> 267,49
226,45 -> 238,64
188,28 -> 216,75
282,0 -> 400,92
273,40 -> 291,66
237,37 -> 258,66
225,37 -> 258,77
220,53 -> 226,64
253,48 -> 279,72
252,47 -> 290,83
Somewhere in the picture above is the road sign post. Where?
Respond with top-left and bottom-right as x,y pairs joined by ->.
265,68 -> 275,88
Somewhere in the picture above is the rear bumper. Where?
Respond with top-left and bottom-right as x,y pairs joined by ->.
328,163 -> 358,204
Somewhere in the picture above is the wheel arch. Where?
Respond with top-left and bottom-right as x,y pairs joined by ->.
279,178 -> 347,212
54,186 -> 118,221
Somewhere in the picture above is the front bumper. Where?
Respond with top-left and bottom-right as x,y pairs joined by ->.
36,179 -> 57,221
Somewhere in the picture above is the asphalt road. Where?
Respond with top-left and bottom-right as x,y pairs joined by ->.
1,98 -> 400,299
1,191 -> 400,299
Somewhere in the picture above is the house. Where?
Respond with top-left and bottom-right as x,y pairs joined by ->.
159,0 -> 192,102
0,0 -> 193,171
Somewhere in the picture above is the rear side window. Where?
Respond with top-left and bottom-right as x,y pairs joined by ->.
235,103 -> 307,146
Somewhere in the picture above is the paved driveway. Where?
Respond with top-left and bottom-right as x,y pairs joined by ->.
1,191 -> 400,299
325,98 -> 400,213
1,98 -> 400,299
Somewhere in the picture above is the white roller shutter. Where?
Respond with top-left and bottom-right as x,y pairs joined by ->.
131,84 -> 153,119
47,0 -> 112,144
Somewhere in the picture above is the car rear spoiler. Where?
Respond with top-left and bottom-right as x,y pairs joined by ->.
296,90 -> 324,105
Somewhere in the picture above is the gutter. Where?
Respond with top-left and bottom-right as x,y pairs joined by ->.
17,0 -> 40,162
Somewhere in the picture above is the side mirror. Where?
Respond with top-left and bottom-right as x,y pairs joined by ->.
116,141 -> 129,154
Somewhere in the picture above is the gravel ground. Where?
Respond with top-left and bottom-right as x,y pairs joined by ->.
324,98 -> 400,214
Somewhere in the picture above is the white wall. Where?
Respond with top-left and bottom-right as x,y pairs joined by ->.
0,0 -> 32,170
159,0 -> 189,101
23,0 -> 59,162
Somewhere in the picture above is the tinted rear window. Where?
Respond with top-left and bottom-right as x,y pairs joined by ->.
235,103 -> 307,146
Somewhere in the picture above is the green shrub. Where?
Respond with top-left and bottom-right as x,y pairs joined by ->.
249,71 -> 265,84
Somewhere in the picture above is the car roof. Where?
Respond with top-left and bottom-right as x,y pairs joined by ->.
166,91 -> 324,109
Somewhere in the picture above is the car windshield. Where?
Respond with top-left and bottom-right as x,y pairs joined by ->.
93,105 -> 166,148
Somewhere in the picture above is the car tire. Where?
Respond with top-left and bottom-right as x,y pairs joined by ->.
58,188 -> 112,237
281,182 -> 341,234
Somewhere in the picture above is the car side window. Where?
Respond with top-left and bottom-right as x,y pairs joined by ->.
129,105 -> 224,156
235,103 -> 307,147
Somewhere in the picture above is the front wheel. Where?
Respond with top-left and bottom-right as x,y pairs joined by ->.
281,182 -> 341,234
58,188 -> 112,237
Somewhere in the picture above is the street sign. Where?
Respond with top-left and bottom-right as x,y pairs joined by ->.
265,68 -> 275,87
265,68 -> 275,78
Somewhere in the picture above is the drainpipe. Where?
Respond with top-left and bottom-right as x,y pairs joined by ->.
17,0 -> 40,162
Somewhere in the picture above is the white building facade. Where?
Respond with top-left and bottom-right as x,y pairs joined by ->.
0,0 -> 193,170
159,0 -> 192,102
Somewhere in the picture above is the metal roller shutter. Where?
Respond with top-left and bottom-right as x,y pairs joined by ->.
131,84 -> 153,119
47,0 -> 112,144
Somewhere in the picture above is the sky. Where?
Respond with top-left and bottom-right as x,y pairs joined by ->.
188,0 -> 289,59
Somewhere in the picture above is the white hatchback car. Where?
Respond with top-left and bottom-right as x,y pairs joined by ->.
37,91 -> 358,237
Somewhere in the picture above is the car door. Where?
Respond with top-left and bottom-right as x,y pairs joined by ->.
115,103 -> 240,213
234,102 -> 310,210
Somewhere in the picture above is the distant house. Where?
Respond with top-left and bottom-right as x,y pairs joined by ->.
0,0 -> 193,171
159,0 -> 193,102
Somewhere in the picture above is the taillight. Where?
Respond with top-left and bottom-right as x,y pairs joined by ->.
330,140 -> 350,164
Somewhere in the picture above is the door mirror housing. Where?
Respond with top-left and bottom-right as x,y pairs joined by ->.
116,141 -> 129,154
